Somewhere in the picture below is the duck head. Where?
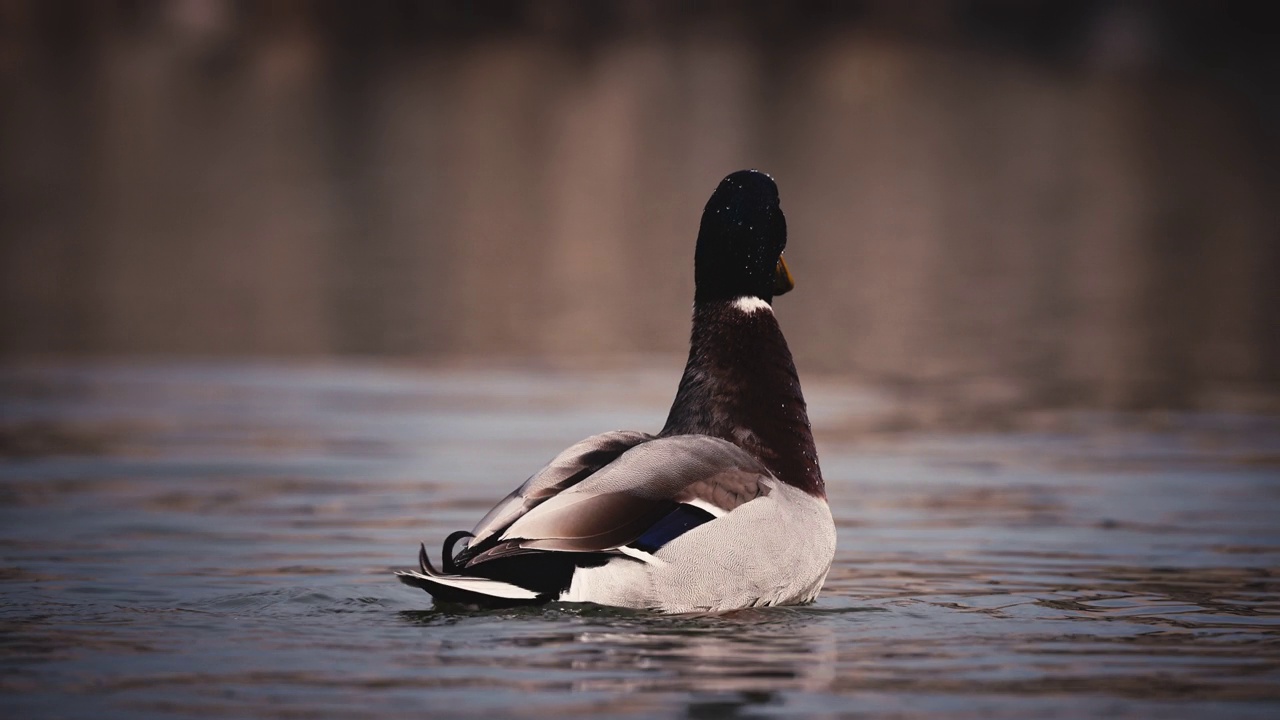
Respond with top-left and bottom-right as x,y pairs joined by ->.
694,170 -> 794,304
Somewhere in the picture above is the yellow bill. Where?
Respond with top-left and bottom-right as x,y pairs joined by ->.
774,255 -> 795,295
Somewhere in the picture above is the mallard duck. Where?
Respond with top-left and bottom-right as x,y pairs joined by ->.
397,169 -> 834,613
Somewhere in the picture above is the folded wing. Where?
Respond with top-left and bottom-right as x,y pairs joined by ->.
469,430 -> 653,545
461,435 -> 774,565
397,434 -> 780,605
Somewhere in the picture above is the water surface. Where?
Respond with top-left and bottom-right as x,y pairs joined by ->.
1,362 -> 1278,718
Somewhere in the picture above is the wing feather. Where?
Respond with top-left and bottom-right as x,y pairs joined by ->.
677,468 -> 771,514
469,430 -> 652,543
502,493 -> 674,547
459,435 -> 775,565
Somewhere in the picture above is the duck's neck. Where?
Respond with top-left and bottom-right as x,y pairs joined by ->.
660,297 -> 824,497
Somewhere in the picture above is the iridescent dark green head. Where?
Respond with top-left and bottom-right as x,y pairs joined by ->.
694,170 -> 793,304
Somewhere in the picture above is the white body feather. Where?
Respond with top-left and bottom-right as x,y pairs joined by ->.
560,483 -> 835,613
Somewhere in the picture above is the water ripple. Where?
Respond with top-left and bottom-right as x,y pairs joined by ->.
1,363 -> 1278,718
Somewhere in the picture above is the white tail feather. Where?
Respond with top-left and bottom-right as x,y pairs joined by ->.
395,570 -> 539,600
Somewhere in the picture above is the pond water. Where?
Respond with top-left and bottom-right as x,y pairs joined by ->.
1,362 -> 1278,719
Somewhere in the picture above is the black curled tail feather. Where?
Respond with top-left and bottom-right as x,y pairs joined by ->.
401,535 -> 543,608
442,531 -> 474,573
417,543 -> 434,574
400,531 -> 617,607
417,531 -> 475,575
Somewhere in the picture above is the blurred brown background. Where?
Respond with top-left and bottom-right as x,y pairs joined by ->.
1,0 -> 1277,414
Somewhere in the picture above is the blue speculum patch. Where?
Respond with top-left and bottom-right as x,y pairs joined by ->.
631,504 -> 717,553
